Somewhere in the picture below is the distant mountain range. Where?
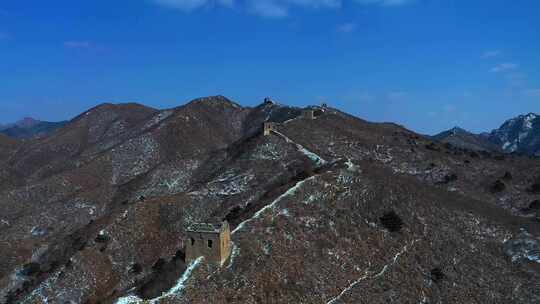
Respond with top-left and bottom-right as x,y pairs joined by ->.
0,117 -> 68,139
434,113 -> 540,156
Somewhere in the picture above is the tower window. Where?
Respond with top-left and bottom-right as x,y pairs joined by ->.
190,238 -> 195,246
208,240 -> 213,248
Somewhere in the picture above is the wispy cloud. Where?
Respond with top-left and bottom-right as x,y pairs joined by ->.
481,50 -> 501,59
246,0 -> 341,18
354,0 -> 415,6
336,22 -> 357,33
248,1 -> 289,18
152,0 -> 233,11
523,89 -> 540,97
152,0 -> 410,17
490,63 -> 518,73
64,41 -> 93,49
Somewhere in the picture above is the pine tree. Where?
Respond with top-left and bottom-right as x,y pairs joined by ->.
379,211 -> 404,232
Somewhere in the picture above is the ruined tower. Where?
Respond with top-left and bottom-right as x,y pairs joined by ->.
263,122 -> 275,136
302,109 -> 315,120
185,221 -> 231,266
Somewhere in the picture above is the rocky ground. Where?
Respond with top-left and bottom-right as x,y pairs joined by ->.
0,96 -> 539,303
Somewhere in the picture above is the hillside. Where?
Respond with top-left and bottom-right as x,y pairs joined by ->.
0,97 -> 539,304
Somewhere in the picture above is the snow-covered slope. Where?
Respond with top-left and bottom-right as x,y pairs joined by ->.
489,113 -> 540,155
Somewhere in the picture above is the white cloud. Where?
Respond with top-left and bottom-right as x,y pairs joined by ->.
336,22 -> 357,33
245,0 -> 342,17
153,0 -> 233,11
248,1 -> 289,18
523,89 -> 540,97
490,63 -> 518,73
64,41 -> 92,49
481,50 -> 501,59
152,0 -> 411,17
354,0 -> 415,6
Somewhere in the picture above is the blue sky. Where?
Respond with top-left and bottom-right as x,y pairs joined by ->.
1,0 -> 539,134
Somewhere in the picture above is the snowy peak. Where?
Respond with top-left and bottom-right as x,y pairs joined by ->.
434,113 -> 540,156
490,112 -> 540,155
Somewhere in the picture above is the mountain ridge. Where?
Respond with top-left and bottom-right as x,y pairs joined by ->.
0,117 -> 68,140
1,97 -> 539,303
434,113 -> 540,156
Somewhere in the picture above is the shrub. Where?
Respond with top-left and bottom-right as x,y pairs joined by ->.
20,262 -> 41,276
435,173 -> 458,185
494,154 -> 505,161
425,143 -> 440,152
529,200 -> 540,210
73,237 -> 87,251
490,180 -> 506,193
480,151 -> 492,158
152,258 -> 166,271
95,234 -> 110,243
173,250 -> 185,261
131,263 -> 143,274
224,206 -> 243,223
528,182 -> 540,194
380,211 -> 404,232
431,267 -> 445,283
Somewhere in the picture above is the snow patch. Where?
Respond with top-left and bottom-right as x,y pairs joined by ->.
326,238 -> 420,304
345,159 -> 360,172
232,175 -> 317,234
114,257 -> 204,304
31,226 -> 47,237
227,244 -> 240,269
273,131 -> 327,166
278,208 -> 291,217
209,171 -> 254,196
504,230 -> 540,264
251,143 -> 280,160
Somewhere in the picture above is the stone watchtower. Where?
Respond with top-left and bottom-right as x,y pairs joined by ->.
263,122 -> 276,136
185,221 -> 231,266
302,109 -> 315,120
